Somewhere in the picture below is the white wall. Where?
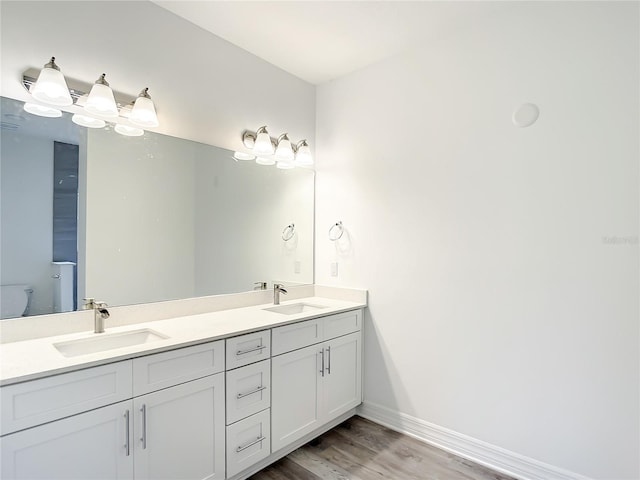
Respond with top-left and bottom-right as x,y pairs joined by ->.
1,131 -> 54,315
315,2 -> 639,479
0,1 -> 315,153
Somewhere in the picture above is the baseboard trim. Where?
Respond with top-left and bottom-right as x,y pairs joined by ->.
357,402 -> 591,480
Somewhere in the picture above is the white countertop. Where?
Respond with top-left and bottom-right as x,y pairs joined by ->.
0,296 -> 365,386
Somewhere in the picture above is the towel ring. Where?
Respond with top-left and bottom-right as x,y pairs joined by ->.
282,223 -> 295,241
328,221 -> 344,241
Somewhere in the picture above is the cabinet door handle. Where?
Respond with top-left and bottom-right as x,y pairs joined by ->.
140,404 -> 147,449
236,436 -> 266,453
237,385 -> 267,399
319,349 -> 325,377
124,410 -> 130,456
236,344 -> 266,356
326,345 -> 331,375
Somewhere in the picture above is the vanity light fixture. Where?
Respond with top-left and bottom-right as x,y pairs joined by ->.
23,102 -> 62,118
294,140 -> 313,166
129,88 -> 159,128
30,57 -> 73,107
249,126 -> 275,156
242,127 -> 313,169
84,74 -> 119,118
275,133 -> 295,163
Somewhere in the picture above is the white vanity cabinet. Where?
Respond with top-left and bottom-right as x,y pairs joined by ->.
271,310 -> 362,452
0,340 -> 226,480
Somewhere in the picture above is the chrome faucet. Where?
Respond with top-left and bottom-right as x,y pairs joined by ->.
273,284 -> 287,305
84,298 -> 110,334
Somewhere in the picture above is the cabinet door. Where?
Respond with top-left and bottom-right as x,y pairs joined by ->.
133,373 -> 225,480
1,400 -> 133,480
323,332 -> 362,421
271,344 -> 323,452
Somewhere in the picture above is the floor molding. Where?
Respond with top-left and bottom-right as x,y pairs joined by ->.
357,401 -> 591,480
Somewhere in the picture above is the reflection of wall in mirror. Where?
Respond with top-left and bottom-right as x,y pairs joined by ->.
1,130 -> 54,315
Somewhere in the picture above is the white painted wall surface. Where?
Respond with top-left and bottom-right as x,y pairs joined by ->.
0,1 -> 315,153
315,3 -> 639,479
1,131 -> 54,315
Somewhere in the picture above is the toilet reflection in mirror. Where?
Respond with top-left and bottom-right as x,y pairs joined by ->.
0,96 -> 315,319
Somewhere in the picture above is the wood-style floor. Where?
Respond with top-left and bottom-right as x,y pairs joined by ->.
250,416 -> 515,480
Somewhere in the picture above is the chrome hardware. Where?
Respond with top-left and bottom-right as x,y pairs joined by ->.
84,298 -> 110,333
124,410 -> 130,456
326,346 -> 331,375
329,221 -> 344,241
274,283 -> 288,305
236,385 -> 267,399
140,404 -> 147,449
236,436 -> 265,453
254,282 -> 267,290
51,274 -> 61,279
236,344 -> 266,356
282,223 -> 295,241
319,349 -> 325,377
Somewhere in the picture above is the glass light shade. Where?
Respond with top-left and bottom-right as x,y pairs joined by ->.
294,143 -> 313,166
275,137 -> 294,162
72,114 -> 105,129
233,151 -> 256,161
23,102 -> 62,118
253,131 -> 274,155
115,124 -> 144,137
276,161 -> 295,170
256,156 -> 275,166
85,83 -> 119,118
31,66 -> 72,107
129,95 -> 159,127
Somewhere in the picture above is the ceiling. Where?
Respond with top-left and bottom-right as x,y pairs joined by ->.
153,1 -> 486,85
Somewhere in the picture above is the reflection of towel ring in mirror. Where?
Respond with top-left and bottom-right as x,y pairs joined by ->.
328,221 -> 344,241
282,223 -> 295,241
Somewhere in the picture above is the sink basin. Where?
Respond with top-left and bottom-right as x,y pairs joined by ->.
263,303 -> 327,315
54,329 -> 169,358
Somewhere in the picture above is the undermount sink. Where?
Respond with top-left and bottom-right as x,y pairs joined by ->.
263,303 -> 327,315
54,329 -> 169,358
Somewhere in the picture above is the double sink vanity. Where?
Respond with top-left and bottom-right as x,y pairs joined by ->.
0,286 -> 366,480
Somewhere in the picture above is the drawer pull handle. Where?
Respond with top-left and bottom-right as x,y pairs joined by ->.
236,436 -> 266,453
327,345 -> 331,375
319,349 -> 325,377
124,410 -> 130,456
236,344 -> 266,356
237,385 -> 267,399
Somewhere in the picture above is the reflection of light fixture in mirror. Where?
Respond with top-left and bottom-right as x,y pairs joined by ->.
30,57 -> 73,106
275,133 -> 294,163
129,88 -> 159,127
256,156 -> 275,166
276,161 -> 295,170
253,126 -> 275,155
233,151 -> 256,161
294,140 -> 313,166
72,114 -> 105,128
23,102 -> 62,118
84,74 -> 119,118
115,124 -> 144,137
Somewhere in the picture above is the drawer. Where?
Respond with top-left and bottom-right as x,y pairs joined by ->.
226,330 -> 270,370
0,361 -> 132,435
272,318 -> 322,356
226,409 -> 271,478
226,360 -> 270,425
133,340 -> 224,396
323,310 -> 361,340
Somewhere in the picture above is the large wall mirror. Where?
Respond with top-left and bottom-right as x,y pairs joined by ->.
0,96 -> 314,319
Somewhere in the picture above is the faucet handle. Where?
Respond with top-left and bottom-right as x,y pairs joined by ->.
95,301 -> 108,308
83,298 -> 95,310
